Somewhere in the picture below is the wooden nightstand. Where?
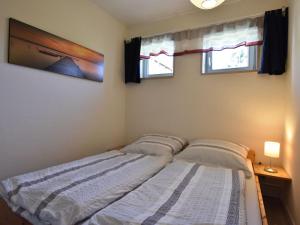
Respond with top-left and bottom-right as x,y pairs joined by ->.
254,164 -> 292,198
254,164 -> 291,198
254,164 -> 292,225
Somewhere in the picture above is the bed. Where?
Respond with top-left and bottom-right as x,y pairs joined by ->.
0,150 -> 171,225
0,135 -> 267,225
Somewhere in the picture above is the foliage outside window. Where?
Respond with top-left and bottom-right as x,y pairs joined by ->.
202,46 -> 258,74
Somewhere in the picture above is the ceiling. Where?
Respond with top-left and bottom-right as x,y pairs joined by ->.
92,0 -> 241,26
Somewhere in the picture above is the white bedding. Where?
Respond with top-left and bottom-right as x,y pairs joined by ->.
175,139 -> 252,178
121,134 -> 188,157
0,151 -> 261,225
81,160 -> 247,225
80,159 -> 262,225
0,150 -> 171,225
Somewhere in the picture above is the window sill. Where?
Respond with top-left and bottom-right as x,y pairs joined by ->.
201,69 -> 258,75
141,74 -> 174,80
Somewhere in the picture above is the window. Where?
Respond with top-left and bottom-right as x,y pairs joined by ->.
140,54 -> 174,79
202,46 -> 258,74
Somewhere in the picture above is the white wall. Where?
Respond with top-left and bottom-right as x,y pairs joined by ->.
0,0 -> 297,221
0,0 -> 126,180
283,0 -> 300,224
126,0 -> 288,164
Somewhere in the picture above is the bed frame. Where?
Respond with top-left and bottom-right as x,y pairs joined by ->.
0,150 -> 268,225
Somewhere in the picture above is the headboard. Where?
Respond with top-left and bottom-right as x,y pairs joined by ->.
247,150 -> 256,164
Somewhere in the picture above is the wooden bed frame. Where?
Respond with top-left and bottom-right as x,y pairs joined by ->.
0,150 -> 268,225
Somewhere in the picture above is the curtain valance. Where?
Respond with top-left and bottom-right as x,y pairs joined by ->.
140,16 -> 264,59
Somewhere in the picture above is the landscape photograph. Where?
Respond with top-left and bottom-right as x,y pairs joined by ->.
8,18 -> 104,82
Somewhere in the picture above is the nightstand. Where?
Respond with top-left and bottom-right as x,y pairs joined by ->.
254,164 -> 291,198
254,164 -> 292,225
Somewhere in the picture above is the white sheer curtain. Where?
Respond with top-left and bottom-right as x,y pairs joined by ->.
140,16 -> 264,58
140,34 -> 174,59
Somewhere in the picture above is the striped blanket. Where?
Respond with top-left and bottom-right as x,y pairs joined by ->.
82,160 -> 246,225
0,150 -> 170,225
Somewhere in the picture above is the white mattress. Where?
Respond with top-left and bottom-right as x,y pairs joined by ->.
246,159 -> 262,225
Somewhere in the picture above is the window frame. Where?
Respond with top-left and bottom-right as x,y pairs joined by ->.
140,56 -> 175,79
202,46 -> 259,75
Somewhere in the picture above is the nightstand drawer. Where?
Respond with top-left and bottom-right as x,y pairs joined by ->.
260,182 -> 282,198
254,164 -> 291,198
258,174 -> 289,198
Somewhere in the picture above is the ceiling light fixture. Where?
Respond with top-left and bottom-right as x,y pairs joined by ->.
190,0 -> 226,10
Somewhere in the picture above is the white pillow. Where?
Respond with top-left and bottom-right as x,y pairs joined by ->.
175,139 -> 252,178
121,134 -> 188,157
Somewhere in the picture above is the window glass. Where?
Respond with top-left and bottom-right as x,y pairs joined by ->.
140,54 -> 174,78
203,46 -> 257,74
212,47 -> 249,70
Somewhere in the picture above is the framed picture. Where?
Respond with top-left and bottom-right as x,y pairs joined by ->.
8,18 -> 104,82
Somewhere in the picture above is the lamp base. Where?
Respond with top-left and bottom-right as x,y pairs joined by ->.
264,167 -> 278,173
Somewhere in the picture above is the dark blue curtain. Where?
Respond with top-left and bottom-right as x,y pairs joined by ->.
124,37 -> 141,83
259,8 -> 288,75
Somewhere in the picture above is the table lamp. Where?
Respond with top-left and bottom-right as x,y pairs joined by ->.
264,141 -> 280,173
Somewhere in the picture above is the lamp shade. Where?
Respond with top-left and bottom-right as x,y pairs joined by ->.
264,141 -> 280,158
190,0 -> 226,10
